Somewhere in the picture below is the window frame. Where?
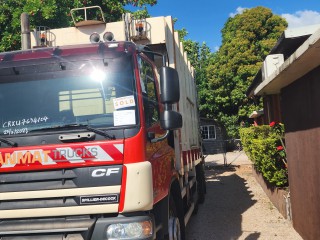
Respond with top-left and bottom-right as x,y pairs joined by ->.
201,125 -> 216,140
137,54 -> 161,128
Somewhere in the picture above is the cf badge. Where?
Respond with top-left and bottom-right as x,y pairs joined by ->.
91,168 -> 120,177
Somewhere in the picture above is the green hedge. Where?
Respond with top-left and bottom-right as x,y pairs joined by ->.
240,125 -> 288,187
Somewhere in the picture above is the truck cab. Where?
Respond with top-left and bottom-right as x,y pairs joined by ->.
0,7 -> 205,240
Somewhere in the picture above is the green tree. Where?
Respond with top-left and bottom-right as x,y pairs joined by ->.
0,0 -> 157,51
206,7 -> 287,138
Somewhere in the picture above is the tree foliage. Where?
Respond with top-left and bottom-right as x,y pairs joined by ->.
206,7 -> 287,138
0,0 -> 157,51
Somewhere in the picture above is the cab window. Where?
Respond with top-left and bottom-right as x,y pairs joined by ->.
138,56 -> 160,127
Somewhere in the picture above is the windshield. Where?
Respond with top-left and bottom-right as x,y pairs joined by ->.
0,52 -> 138,136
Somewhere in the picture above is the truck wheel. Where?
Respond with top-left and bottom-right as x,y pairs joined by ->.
167,195 -> 185,240
196,163 -> 206,204
169,216 -> 181,240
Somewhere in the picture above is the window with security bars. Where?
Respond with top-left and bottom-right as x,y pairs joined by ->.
201,125 -> 216,140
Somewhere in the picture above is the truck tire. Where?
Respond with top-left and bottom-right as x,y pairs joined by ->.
166,194 -> 186,240
196,163 -> 206,204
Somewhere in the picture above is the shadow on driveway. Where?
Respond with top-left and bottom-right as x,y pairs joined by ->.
186,166 -> 258,240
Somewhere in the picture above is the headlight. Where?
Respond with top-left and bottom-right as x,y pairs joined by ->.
106,220 -> 153,239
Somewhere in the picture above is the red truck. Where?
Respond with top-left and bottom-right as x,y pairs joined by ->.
0,7 -> 205,240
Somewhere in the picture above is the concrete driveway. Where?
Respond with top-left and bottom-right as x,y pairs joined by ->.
186,152 -> 302,240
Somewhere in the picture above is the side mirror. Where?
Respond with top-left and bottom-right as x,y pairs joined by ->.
159,66 -> 180,104
160,110 -> 182,130
159,66 -> 182,131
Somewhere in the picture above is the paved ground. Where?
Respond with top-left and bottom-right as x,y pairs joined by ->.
185,151 -> 303,240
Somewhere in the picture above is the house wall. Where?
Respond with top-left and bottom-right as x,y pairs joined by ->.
202,127 -> 225,154
263,94 -> 282,124
281,65 -> 320,240
200,119 -> 225,154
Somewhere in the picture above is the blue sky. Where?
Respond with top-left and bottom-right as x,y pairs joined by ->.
128,0 -> 320,52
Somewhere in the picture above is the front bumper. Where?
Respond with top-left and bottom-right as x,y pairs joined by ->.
0,214 -> 155,240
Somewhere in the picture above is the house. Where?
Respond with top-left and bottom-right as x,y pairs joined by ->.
247,24 -> 320,240
200,118 -> 226,154
247,24 -> 320,124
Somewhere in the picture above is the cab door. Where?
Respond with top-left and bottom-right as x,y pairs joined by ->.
137,54 -> 174,203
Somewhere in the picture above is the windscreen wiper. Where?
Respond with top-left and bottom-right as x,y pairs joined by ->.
29,124 -> 115,140
0,137 -> 18,147
84,125 -> 115,140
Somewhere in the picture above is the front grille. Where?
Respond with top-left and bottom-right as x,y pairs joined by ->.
1,196 -> 79,210
0,166 -> 122,216
0,169 -> 77,192
0,165 -> 122,193
0,217 -> 95,240
2,233 -> 85,240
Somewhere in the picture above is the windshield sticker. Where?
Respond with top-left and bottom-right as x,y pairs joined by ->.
113,95 -> 135,110
113,110 -> 136,126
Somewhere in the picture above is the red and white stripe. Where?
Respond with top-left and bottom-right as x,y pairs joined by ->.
0,144 -> 124,169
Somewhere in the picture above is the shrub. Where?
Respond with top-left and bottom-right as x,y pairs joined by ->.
240,125 -> 288,187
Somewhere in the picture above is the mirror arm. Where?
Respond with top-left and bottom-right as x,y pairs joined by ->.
150,130 -> 170,143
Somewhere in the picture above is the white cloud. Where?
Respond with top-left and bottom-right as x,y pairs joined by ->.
282,10 -> 320,28
229,7 -> 247,18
